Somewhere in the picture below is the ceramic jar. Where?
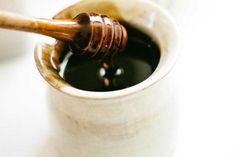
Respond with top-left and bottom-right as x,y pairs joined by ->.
35,0 -> 179,157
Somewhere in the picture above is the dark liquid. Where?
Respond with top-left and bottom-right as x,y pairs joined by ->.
60,23 -> 161,91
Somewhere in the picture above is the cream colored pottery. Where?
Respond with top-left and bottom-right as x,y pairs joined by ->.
34,0 -> 179,157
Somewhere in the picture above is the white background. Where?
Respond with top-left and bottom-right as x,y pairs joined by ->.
0,0 -> 236,156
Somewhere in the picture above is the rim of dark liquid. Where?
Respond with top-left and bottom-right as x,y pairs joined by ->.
59,22 -> 161,92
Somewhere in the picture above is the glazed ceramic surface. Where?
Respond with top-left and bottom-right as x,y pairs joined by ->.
34,0 -> 179,157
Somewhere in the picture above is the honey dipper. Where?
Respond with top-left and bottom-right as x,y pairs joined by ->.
0,12 -> 127,57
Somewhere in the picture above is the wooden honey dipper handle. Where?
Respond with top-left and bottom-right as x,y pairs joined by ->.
0,11 -> 127,57
0,11 -> 80,41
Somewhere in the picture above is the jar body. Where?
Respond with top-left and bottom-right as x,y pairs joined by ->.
47,73 -> 178,157
34,0 -> 179,157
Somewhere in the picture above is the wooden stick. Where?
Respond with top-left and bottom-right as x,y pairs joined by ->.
0,11 -> 128,58
0,11 -> 80,41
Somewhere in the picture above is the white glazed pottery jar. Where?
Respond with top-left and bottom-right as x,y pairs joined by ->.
35,0 -> 179,157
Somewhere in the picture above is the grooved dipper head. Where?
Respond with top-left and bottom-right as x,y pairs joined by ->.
70,12 -> 128,58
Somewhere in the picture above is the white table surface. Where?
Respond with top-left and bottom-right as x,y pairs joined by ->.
1,0 -> 236,156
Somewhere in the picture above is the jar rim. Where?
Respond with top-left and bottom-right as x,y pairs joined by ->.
34,0 -> 179,100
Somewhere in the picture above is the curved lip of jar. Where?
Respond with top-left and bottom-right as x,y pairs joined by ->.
34,0 -> 180,100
